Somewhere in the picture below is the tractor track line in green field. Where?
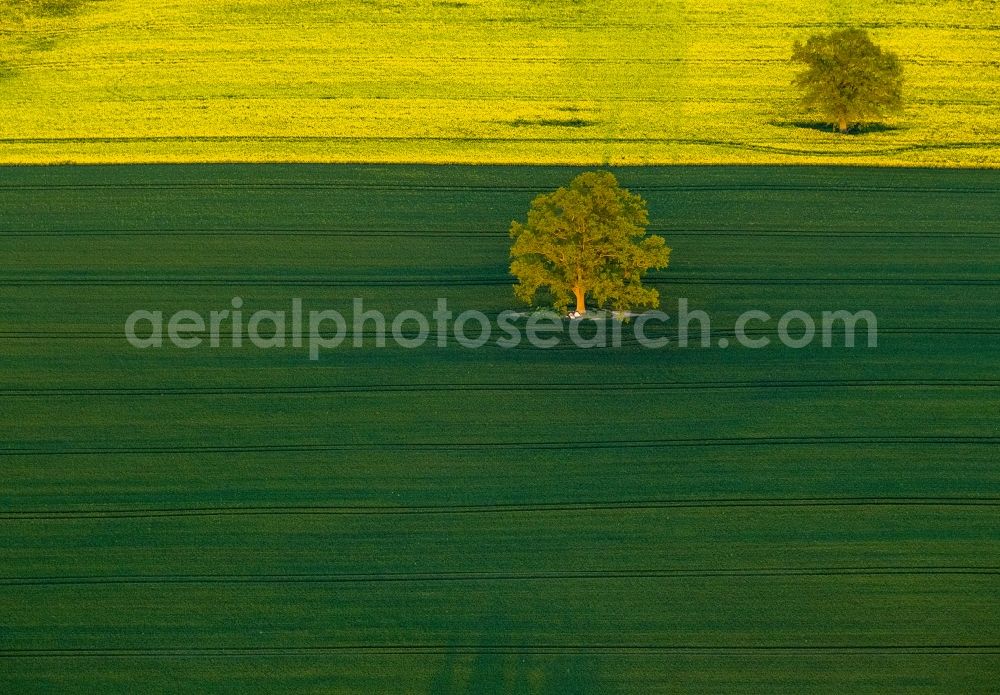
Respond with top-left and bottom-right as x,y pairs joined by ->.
3,327 -> 999,339
2,379 -> 998,397
2,567 -> 999,586
3,646 -> 1000,658
4,497 -> 999,520
4,229 -> 1000,238
2,277 -> 998,286
2,183 -> 997,194
3,436 -> 1000,457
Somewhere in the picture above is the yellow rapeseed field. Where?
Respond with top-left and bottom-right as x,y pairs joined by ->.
0,0 -> 997,165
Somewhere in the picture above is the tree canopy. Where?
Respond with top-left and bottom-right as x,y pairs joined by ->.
509,171 -> 670,315
791,28 -> 904,133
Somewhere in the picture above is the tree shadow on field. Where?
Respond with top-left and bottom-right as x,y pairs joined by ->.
30,0 -> 89,17
0,0 -> 95,79
770,119 -> 904,135
508,117 -> 601,129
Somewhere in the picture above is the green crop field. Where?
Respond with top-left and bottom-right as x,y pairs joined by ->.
1,164 -> 998,692
0,0 -> 998,166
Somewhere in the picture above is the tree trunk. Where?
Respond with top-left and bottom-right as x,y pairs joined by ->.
572,286 -> 586,314
838,116 -> 849,133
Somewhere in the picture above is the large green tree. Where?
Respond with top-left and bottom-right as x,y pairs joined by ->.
791,28 -> 904,133
509,171 -> 670,315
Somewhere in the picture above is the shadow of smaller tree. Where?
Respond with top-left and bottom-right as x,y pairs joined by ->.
0,0 -> 95,80
770,119 -> 904,135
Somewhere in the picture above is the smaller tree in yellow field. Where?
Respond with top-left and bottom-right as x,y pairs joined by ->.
509,171 -> 670,315
792,28 -> 904,134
